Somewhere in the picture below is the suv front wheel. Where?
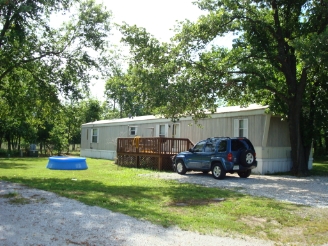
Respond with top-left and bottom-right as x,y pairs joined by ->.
176,160 -> 187,175
212,163 -> 226,179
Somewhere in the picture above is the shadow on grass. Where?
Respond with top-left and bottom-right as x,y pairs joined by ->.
0,176 -> 246,226
0,157 -> 46,162
0,157 -> 47,169
0,162 -> 30,169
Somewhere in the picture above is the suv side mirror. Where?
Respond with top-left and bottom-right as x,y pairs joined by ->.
189,148 -> 194,152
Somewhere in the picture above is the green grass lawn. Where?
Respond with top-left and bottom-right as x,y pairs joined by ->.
1,157 -> 328,245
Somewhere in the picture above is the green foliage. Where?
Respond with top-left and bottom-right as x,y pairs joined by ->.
49,122 -> 68,155
101,101 -> 121,119
81,98 -> 103,122
0,0 -> 112,97
63,101 -> 82,147
104,70 -> 151,118
0,148 -> 21,157
0,149 -> 8,157
119,25 -> 206,121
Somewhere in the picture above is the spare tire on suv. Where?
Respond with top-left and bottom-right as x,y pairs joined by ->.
240,149 -> 256,167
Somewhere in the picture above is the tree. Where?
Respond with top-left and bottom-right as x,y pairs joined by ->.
105,70 -> 151,118
0,0 -> 112,100
119,24 -> 190,120
63,100 -> 84,152
103,46 -> 152,118
0,63 -> 61,152
81,98 -> 103,123
170,0 -> 328,176
49,120 -> 68,155
36,106 -> 68,155
100,100 -> 121,120
105,71 -> 130,118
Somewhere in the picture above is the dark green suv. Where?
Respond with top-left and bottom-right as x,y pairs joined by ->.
172,137 -> 257,179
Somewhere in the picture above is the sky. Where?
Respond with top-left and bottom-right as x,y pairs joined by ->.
99,0 -> 205,42
90,0 -> 233,100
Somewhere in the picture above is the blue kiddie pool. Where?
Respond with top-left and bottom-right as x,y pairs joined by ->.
47,156 -> 88,170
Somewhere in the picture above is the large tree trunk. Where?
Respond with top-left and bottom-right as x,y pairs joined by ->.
281,42 -> 310,175
288,95 -> 310,176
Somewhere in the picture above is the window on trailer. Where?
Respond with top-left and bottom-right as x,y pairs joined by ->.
130,126 -> 137,136
159,125 -> 166,137
234,119 -> 248,138
92,129 -> 98,143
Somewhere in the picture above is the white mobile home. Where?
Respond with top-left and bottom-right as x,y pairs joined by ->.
80,104 -> 297,174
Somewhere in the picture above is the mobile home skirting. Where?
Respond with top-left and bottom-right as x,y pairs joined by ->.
81,149 -> 116,160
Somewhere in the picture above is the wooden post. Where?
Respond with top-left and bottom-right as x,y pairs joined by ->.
136,147 -> 139,168
158,156 -> 162,171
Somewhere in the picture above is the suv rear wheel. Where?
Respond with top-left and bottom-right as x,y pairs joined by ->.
212,163 -> 226,179
176,160 -> 187,175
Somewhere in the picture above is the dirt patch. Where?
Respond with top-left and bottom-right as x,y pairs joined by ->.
168,198 -> 226,207
240,216 -> 268,229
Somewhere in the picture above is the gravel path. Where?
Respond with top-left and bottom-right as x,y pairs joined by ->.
1,173 -> 328,246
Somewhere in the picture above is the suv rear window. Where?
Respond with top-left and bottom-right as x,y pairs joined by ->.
231,139 -> 246,151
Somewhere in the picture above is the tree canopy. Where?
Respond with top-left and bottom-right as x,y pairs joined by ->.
0,0 -> 112,99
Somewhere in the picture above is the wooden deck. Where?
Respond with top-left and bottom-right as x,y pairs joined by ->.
116,137 -> 194,171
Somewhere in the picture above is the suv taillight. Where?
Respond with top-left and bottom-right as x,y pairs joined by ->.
227,153 -> 233,162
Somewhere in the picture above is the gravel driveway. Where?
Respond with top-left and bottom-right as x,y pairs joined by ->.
155,172 -> 328,208
1,173 -> 328,246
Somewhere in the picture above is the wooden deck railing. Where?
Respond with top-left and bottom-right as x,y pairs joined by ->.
117,137 -> 194,155
116,137 -> 194,170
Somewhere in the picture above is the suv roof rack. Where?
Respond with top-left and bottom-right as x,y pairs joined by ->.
205,137 -> 230,143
